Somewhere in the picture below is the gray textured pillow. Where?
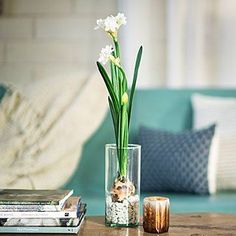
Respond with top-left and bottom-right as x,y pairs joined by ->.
139,125 -> 217,194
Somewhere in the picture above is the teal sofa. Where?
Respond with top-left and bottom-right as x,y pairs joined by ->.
65,89 -> 236,215
1,86 -> 235,215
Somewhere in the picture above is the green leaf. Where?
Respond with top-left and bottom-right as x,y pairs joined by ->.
120,105 -> 126,148
116,66 -> 128,93
108,97 -> 118,145
122,115 -> 129,177
97,62 -> 119,114
118,71 -> 122,105
123,107 -> 129,148
122,74 -> 128,93
128,46 -> 143,125
117,111 -> 121,169
110,61 -> 115,86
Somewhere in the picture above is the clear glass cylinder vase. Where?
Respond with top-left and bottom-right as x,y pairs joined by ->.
105,144 -> 141,227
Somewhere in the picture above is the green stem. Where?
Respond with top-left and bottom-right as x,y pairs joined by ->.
113,41 -> 130,177
119,103 -> 129,177
114,41 -> 122,104
114,40 -> 120,58
110,56 -> 119,102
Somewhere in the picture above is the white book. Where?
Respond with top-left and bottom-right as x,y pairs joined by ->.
0,197 -> 80,219
0,210 -> 76,219
0,189 -> 74,212
0,204 -> 62,212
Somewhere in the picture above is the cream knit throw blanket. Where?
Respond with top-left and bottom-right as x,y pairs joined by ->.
0,73 -> 107,189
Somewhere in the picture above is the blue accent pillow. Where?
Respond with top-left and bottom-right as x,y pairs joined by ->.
139,125 -> 216,194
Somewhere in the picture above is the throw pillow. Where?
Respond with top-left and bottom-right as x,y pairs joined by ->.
192,94 -> 236,190
0,73 -> 107,189
139,124 -> 218,194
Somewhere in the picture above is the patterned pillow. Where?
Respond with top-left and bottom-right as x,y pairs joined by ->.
139,125 -> 218,194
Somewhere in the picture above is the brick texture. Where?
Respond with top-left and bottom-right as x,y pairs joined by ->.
6,42 -> 88,63
5,0 -> 72,15
0,18 -> 32,39
0,43 -> 4,62
35,17 -> 93,40
0,64 -> 32,86
0,0 -> 117,85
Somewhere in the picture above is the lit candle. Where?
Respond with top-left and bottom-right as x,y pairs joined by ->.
143,196 -> 170,233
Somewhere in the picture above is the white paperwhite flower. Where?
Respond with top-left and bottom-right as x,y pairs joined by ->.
116,13 -> 127,27
95,19 -> 105,30
95,13 -> 127,36
104,15 -> 118,33
98,45 -> 114,65
95,15 -> 118,33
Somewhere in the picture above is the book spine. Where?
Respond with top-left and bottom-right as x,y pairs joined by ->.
0,205 -> 61,212
0,200 -> 59,205
0,217 -> 85,234
0,226 -> 80,234
0,211 -> 77,218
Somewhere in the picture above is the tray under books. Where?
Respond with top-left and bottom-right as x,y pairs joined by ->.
0,213 -> 86,234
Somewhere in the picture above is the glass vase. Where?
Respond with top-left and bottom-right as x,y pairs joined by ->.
105,144 -> 141,227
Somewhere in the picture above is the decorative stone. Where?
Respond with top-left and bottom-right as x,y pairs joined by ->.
105,194 -> 139,226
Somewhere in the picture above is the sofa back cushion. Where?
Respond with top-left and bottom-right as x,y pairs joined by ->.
64,89 -> 236,196
192,94 -> 236,190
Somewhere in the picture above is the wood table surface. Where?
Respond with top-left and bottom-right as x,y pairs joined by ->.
1,213 -> 236,235
78,213 -> 236,236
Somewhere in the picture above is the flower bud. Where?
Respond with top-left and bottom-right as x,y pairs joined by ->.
122,92 -> 128,105
110,55 -> 120,67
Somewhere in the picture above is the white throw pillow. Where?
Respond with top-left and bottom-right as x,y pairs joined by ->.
0,73 -> 107,189
192,94 -> 236,190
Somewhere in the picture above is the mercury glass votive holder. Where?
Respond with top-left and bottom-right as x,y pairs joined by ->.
143,196 -> 170,234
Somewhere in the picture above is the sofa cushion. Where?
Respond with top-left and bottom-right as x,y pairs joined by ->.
139,125 -> 217,194
192,94 -> 236,191
63,88 -> 236,215
84,192 -> 236,215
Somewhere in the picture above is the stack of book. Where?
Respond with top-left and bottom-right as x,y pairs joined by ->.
0,189 -> 86,234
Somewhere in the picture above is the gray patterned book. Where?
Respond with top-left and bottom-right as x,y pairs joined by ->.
0,189 -> 73,206
0,197 -> 81,218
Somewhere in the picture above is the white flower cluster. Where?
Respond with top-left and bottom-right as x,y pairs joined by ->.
98,45 -> 114,65
98,45 -> 121,66
95,13 -> 127,35
97,13 -> 126,65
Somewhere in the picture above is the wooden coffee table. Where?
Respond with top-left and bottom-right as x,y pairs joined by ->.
78,213 -> 236,235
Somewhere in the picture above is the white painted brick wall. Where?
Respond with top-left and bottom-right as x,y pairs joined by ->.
32,64 -> 89,82
0,43 -> 4,62
0,64 -> 32,87
5,0 -> 72,15
35,17 -> 94,40
74,0 -> 117,16
6,42 -> 88,63
0,18 -> 32,39
0,0 -> 117,85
